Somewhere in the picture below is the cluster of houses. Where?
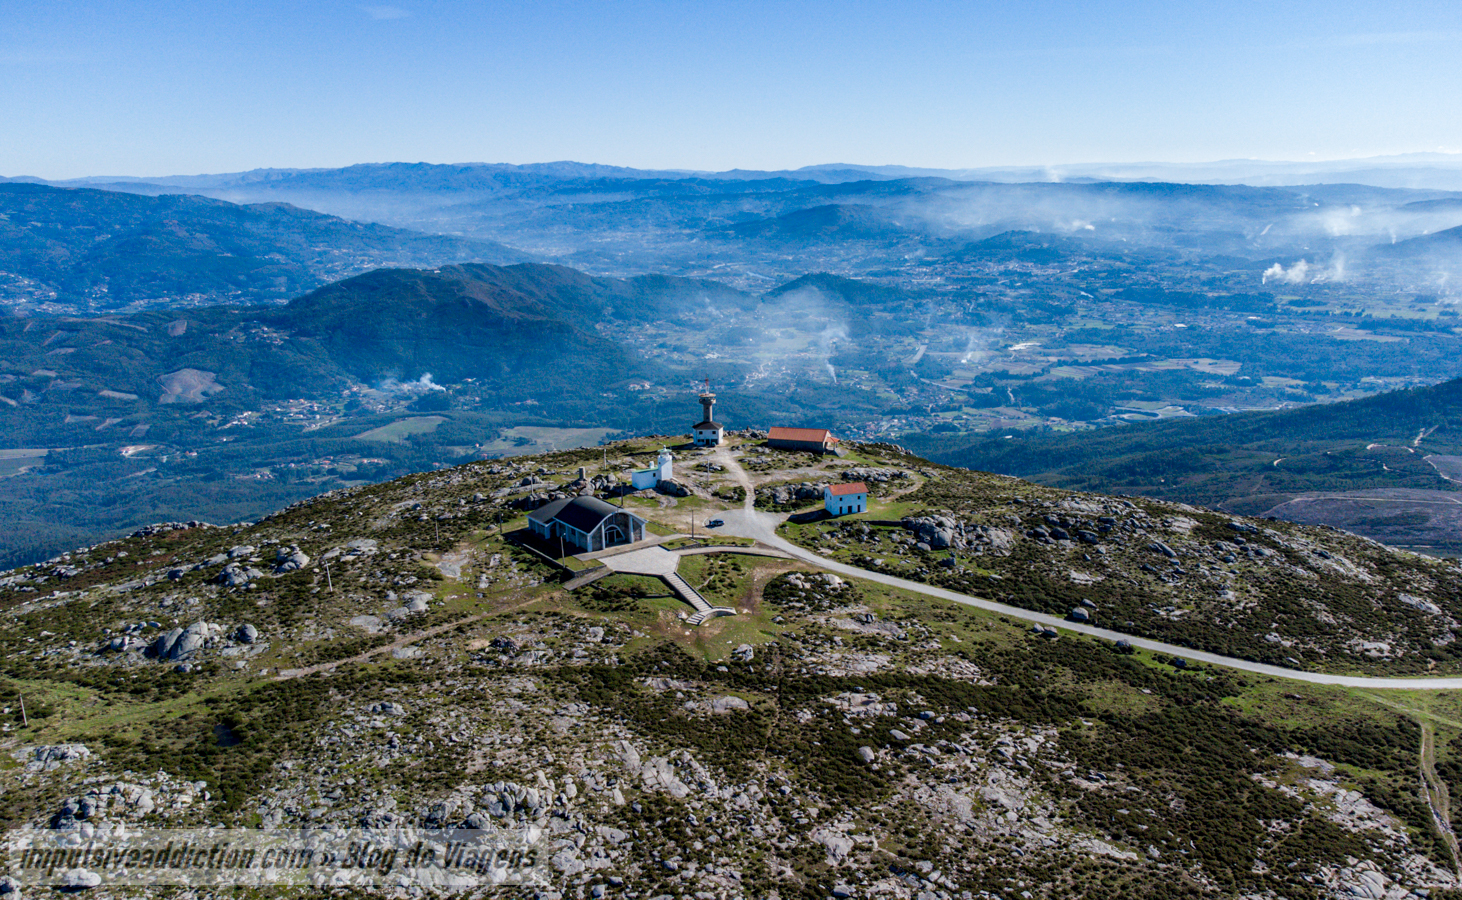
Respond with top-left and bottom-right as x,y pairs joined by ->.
691,393 -> 864,516
525,391 -> 868,556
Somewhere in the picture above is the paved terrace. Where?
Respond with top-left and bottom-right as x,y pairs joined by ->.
571,540 -> 792,625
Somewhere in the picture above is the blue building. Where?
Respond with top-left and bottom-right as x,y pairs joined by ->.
528,496 -> 647,553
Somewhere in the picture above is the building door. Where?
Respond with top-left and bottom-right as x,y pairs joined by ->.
603,523 -> 625,547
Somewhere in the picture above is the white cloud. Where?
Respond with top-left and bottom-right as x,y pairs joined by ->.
362,5 -> 410,20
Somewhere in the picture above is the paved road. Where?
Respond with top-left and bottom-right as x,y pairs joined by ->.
707,446 -> 1462,691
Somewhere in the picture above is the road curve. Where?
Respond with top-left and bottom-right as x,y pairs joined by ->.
706,447 -> 1462,691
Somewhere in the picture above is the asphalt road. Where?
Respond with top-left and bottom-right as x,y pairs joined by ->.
706,447 -> 1462,691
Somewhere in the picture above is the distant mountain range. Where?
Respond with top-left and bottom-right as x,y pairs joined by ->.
727,203 -> 924,242
17,151 -> 1462,189
0,184 -> 528,313
7,163 -> 1462,289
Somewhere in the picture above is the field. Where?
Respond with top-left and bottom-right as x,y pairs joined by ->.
476,425 -> 618,457
0,449 -> 47,478
352,415 -> 448,443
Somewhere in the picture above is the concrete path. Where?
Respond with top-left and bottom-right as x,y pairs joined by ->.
708,446 -> 1462,691
598,546 -> 683,577
576,531 -> 682,561
588,542 -> 737,624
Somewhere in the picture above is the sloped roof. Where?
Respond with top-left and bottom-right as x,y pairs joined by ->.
827,482 -> 867,496
528,496 -> 638,533
769,426 -> 836,444
694,420 -> 723,430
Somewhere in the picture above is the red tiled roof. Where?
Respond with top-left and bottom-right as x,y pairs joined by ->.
768,427 -> 837,444
827,482 -> 867,496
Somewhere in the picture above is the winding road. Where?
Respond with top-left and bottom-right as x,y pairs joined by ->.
707,446 -> 1462,691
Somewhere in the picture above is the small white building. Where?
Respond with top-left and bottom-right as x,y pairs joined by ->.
693,391 -> 724,447
824,482 -> 868,517
631,448 -> 674,490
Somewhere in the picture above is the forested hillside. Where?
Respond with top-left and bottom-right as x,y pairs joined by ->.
909,377 -> 1462,547
0,184 -> 525,312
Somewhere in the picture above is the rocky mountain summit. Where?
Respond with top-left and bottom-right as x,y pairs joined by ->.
2,436 -> 1462,899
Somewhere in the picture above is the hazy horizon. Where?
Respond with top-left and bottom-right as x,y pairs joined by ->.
11,151 -> 1462,189
6,0 -> 1462,180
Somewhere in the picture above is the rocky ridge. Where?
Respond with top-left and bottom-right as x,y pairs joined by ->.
0,437 -> 1459,900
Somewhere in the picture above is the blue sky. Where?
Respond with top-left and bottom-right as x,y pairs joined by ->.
4,0 -> 1462,178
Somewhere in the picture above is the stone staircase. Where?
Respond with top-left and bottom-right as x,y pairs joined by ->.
662,572 -> 735,626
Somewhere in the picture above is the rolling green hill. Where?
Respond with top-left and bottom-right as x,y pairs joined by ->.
727,203 -> 919,242
0,263 -> 704,412
763,271 -> 913,306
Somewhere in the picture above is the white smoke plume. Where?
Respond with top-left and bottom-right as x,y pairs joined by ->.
959,327 -> 1000,365
377,373 -> 446,394
1263,260 -> 1310,285
759,285 -> 851,384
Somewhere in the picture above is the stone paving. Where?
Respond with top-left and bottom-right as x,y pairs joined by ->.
598,546 -> 683,577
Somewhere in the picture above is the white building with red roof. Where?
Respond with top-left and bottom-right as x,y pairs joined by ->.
824,481 -> 868,516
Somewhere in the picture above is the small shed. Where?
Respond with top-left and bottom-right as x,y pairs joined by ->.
528,496 -> 647,553
824,482 -> 868,516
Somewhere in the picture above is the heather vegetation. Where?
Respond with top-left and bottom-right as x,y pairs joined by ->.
4,439 -> 1462,898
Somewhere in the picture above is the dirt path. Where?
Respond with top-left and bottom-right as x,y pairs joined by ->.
1420,721 -> 1462,879
709,445 -> 756,511
272,592 -> 545,680
710,442 -> 926,507
883,470 -> 928,501
273,613 -> 492,680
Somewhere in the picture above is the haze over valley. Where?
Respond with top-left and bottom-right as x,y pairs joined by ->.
4,166 -> 1462,565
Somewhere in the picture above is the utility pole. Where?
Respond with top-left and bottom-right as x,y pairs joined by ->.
19,694 -> 27,727
324,562 -> 333,593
